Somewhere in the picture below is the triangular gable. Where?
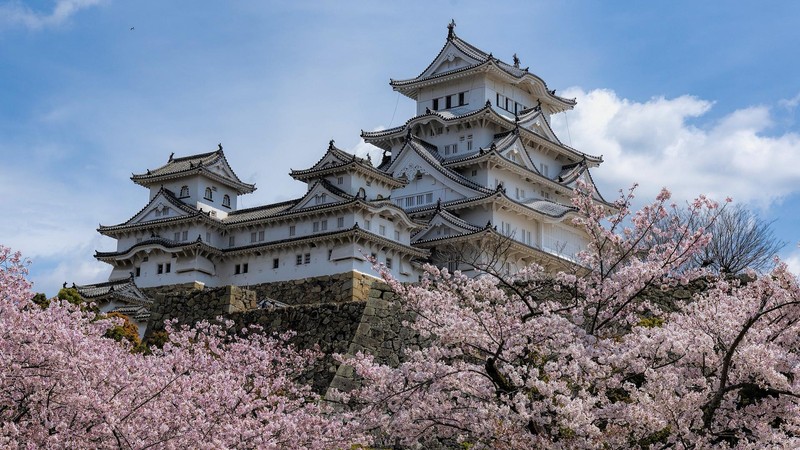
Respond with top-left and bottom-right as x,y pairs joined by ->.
518,110 -> 561,144
127,190 -> 195,225
386,140 -> 488,201
495,134 -> 538,173
289,180 -> 351,211
412,210 -> 481,243
562,168 -> 607,203
418,40 -> 484,80
204,158 -> 239,181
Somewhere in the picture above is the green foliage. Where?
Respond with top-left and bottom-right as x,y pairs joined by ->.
103,312 -> 142,348
637,316 -> 665,328
31,293 -> 49,309
57,287 -> 83,305
139,330 -> 170,354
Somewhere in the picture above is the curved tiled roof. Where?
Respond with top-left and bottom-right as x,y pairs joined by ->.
98,187 -> 214,234
99,224 -> 428,261
389,30 -> 575,111
74,277 -> 153,308
95,236 -> 220,260
131,148 -> 256,194
362,102 -> 602,164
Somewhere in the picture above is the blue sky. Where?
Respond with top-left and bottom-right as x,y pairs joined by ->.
2,1 -> 799,296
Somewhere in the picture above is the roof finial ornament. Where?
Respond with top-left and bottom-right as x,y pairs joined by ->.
447,19 -> 456,40
169,152 -> 174,161
329,139 -> 335,150
436,198 -> 442,211
367,153 -> 372,164
485,220 -> 492,229
405,128 -> 412,141
218,143 -> 223,151
63,282 -> 67,289
425,106 -> 431,114
513,53 -> 520,68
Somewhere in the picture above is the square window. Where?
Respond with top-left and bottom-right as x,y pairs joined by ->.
313,222 -> 320,232
135,267 -> 140,277
458,92 -> 465,106
365,219 -> 371,230
467,141 -> 473,151
337,176 -> 343,185
250,232 -> 257,243
173,232 -> 180,241
453,143 -> 458,153
304,253 -> 311,264
432,98 -> 439,110
289,225 -> 296,236
182,230 -> 188,241
296,254 -> 302,265
273,258 -> 279,269
445,95 -> 452,109
235,264 -> 241,274
471,169 -> 477,176
425,193 -> 433,203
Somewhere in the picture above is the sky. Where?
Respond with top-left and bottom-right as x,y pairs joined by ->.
1,0 -> 799,296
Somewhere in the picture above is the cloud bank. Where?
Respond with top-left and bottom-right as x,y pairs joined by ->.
551,88 -> 800,206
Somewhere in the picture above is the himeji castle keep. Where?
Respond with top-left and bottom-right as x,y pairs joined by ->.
77,23 -> 610,332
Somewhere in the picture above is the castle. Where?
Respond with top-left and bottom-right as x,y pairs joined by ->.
76,23 -> 609,333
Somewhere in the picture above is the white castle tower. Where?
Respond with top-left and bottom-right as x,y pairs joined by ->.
90,22 -> 608,293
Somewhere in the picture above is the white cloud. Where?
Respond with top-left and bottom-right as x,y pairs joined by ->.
551,88 -> 800,206
779,93 -> 800,110
0,0 -> 105,30
785,247 -> 800,279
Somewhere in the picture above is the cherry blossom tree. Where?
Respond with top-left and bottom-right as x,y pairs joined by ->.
0,246 -> 365,449
340,185 -> 800,449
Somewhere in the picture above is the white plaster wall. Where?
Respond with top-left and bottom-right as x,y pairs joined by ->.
416,75 -> 486,116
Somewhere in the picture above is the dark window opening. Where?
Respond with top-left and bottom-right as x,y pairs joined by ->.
273,258 -> 279,269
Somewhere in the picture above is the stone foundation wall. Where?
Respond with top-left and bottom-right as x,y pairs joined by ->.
143,273 -> 376,392
244,271 -> 377,305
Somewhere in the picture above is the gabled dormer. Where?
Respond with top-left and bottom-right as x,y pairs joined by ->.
289,179 -> 353,211
130,145 -> 256,217
290,140 -> 404,200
